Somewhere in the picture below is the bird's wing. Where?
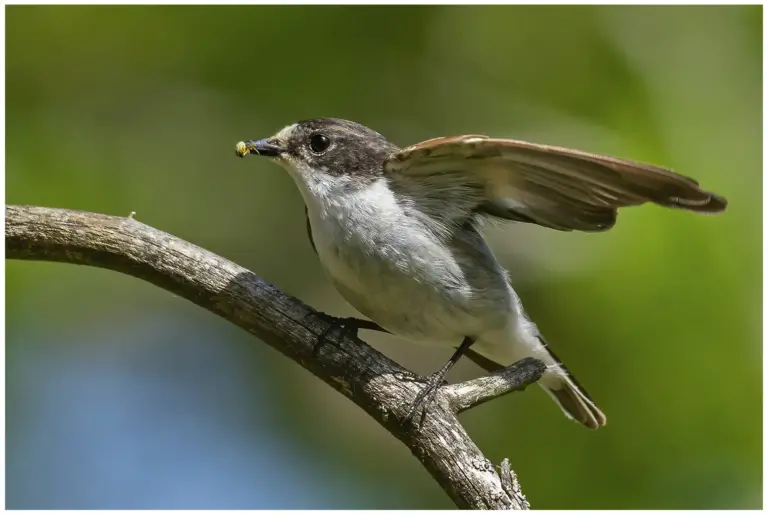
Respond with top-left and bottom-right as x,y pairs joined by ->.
304,205 -> 317,255
384,135 -> 727,232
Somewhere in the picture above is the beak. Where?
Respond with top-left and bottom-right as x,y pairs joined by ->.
235,138 -> 286,158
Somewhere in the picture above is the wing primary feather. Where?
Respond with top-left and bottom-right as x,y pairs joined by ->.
385,135 -> 727,232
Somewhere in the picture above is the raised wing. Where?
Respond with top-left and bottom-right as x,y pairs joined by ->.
384,135 -> 727,232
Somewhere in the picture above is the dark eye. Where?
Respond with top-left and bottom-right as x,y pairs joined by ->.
309,134 -> 331,154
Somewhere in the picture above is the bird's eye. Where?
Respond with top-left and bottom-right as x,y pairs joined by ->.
309,134 -> 331,154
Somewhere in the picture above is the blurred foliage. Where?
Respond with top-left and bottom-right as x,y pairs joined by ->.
5,5 -> 761,509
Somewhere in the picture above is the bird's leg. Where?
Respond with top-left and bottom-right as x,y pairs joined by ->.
405,336 -> 476,428
304,311 -> 391,356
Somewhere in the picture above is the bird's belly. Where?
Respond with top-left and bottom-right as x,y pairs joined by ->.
330,270 -> 475,345
312,226 -> 511,345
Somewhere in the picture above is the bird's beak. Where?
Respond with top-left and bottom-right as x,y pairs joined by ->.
235,138 -> 286,158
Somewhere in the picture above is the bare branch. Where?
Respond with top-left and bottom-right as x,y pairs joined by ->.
5,204 -> 540,510
447,357 -> 547,413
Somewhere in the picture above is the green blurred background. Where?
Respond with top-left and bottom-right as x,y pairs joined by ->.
5,5 -> 761,509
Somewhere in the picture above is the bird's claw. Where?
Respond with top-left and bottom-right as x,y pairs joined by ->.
305,312 -> 363,356
403,372 -> 446,430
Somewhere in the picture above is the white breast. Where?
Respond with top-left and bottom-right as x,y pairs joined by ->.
289,169 -> 512,343
305,176 -> 452,297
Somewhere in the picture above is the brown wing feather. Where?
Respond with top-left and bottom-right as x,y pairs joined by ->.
385,136 -> 727,232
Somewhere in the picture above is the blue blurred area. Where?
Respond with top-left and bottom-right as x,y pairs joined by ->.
6,272 -> 410,509
6,5 -> 761,509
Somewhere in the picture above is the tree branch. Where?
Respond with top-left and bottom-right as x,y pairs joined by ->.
5,204 -> 544,510
447,357 -> 546,413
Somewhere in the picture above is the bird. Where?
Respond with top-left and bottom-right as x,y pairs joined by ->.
235,117 -> 727,429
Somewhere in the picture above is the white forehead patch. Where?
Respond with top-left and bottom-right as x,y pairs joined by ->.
274,123 -> 297,145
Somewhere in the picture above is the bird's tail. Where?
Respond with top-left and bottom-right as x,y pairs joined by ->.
466,332 -> 606,430
539,369 -> 606,430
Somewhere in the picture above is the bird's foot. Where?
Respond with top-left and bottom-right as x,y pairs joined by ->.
304,312 -> 368,356
403,371 -> 448,430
